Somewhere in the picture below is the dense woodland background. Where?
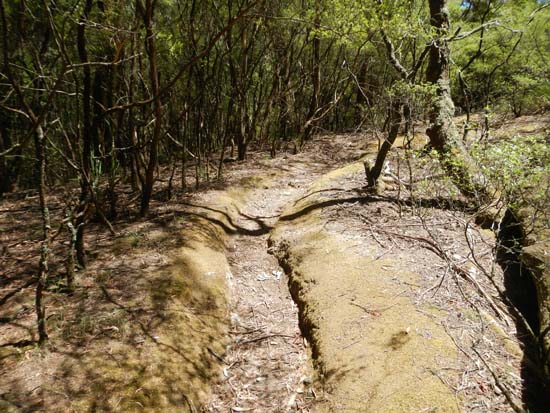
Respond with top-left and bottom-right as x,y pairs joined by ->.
0,0 -> 549,345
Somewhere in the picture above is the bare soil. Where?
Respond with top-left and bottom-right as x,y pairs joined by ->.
203,135 -> 368,412
1,115 -> 548,412
270,125 -> 549,412
0,134 -> 366,412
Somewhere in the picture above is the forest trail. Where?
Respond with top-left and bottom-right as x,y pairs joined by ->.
201,127 -> 544,412
1,126 -> 547,413
202,135 -> 368,411
203,166 -> 312,411
2,0 -> 550,409
0,134 -> 366,413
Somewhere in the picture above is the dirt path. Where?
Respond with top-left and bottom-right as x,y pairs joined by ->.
267,148 -> 544,412
203,136 -> 367,412
204,184 -> 310,412
0,134 -> 365,413
1,126 -> 546,412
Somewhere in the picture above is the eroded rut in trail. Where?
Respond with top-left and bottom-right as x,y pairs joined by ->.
1,133 -> 544,413
204,168 -> 327,412
207,224 -> 310,412
202,136 -> 368,412
203,130 -> 544,413
204,138 -> 543,413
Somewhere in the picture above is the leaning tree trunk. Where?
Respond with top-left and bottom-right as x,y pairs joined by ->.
366,100 -> 403,188
426,0 -> 492,206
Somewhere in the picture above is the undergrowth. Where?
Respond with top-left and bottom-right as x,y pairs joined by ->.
472,134 -> 549,222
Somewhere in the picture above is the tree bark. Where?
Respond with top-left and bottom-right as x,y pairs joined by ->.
140,0 -> 162,216
0,117 -> 21,197
75,0 -> 93,267
34,124 -> 50,345
365,30 -> 407,188
300,1 -> 321,145
366,101 -> 403,187
238,25 -> 248,161
426,0 -> 492,205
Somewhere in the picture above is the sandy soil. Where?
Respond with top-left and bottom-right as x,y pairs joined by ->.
203,135 -> 368,412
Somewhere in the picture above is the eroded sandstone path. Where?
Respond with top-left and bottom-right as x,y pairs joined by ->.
204,132 -> 536,412
202,136 -> 367,412
204,181 -> 311,412
268,156 -> 536,412
0,131 -> 542,413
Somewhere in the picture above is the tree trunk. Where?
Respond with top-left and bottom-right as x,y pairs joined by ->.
355,58 -> 369,124
140,0 -> 162,216
366,101 -> 403,188
426,0 -> 492,205
66,221 -> 77,294
34,124 -> 50,345
75,0 -> 93,268
237,25 -> 249,161
237,133 -> 247,161
301,2 -> 321,145
0,119 -> 21,197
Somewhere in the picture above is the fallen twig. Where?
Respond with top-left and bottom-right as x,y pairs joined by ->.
237,333 -> 294,346
472,347 -> 526,413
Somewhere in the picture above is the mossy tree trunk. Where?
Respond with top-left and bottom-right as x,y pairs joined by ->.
426,0 -> 492,205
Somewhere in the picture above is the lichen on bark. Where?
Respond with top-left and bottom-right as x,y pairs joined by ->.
426,1 -> 494,207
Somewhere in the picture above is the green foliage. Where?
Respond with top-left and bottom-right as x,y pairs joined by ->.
451,0 -> 550,114
389,80 -> 437,108
1,0 -> 549,199
472,134 -> 550,211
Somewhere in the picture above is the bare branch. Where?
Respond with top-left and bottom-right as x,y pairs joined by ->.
0,143 -> 21,157
381,31 -> 408,80
0,103 -> 31,120
66,54 -> 140,71
449,20 -> 503,41
409,42 -> 432,79
449,4 -> 548,44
